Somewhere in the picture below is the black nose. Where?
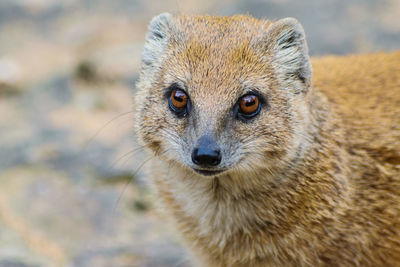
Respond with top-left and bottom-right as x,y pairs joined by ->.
192,136 -> 222,167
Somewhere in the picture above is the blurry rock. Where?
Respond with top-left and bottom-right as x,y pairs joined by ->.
98,173 -> 136,185
74,61 -> 98,83
0,82 -> 22,97
0,259 -> 38,267
90,43 -> 143,81
0,58 -> 20,84
0,58 -> 22,96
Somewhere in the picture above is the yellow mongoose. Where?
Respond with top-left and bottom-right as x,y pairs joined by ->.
135,13 -> 400,266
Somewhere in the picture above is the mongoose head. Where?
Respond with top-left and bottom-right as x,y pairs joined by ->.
135,14 -> 312,178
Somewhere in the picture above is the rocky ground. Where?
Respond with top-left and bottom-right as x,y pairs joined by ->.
0,0 -> 399,266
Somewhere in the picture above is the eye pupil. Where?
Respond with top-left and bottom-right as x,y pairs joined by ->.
245,99 -> 255,106
174,95 -> 184,102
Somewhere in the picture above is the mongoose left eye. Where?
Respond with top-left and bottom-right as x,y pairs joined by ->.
169,89 -> 189,117
238,94 -> 260,119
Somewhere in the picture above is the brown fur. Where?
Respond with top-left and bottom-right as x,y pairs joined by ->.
135,14 -> 400,266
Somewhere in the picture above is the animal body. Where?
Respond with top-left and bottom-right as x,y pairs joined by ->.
134,13 -> 400,266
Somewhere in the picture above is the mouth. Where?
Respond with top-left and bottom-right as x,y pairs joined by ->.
193,169 -> 225,176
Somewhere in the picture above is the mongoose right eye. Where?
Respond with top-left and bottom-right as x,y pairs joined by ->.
237,94 -> 261,120
169,89 -> 189,117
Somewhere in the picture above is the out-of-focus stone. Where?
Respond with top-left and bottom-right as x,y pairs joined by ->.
0,58 -> 20,84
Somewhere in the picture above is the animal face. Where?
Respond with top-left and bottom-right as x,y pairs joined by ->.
135,14 -> 312,178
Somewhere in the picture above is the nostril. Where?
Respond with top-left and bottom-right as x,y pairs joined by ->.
210,150 -> 221,166
192,148 -> 200,165
192,148 -> 222,167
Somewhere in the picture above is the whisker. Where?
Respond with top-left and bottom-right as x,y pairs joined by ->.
109,145 -> 146,170
82,110 -> 134,150
160,128 -> 189,147
115,121 -> 136,134
108,154 -> 154,227
111,147 -> 173,218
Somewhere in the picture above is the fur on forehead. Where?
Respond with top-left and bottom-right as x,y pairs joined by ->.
142,13 -> 311,96
160,16 -> 274,101
174,14 -> 272,41
162,39 -> 271,102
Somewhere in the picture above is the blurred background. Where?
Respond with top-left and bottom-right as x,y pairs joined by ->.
0,0 -> 399,266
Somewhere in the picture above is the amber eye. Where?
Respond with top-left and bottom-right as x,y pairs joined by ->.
168,89 -> 189,117
239,94 -> 260,117
170,89 -> 188,109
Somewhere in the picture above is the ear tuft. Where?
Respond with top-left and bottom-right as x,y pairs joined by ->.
141,13 -> 174,68
266,18 -> 312,90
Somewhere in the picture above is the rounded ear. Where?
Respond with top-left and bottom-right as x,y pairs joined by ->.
141,13 -> 174,68
265,18 -> 312,91
147,13 -> 174,41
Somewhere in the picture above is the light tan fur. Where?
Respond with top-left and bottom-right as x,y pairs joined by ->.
135,13 -> 400,266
